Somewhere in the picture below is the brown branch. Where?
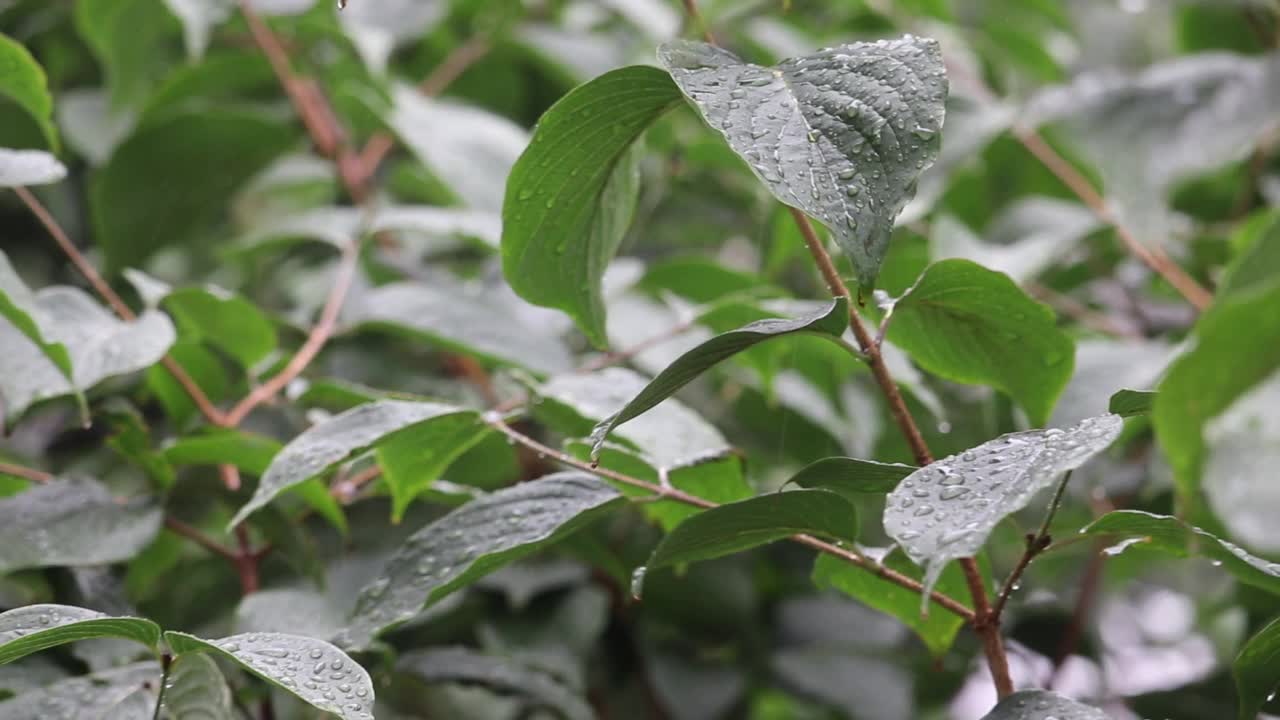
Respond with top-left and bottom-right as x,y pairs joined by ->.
680,0 -> 717,44
991,471 -> 1072,621
164,517 -> 238,561
0,460 -> 53,483
233,524 -> 260,594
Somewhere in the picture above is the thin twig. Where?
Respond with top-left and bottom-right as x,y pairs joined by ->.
233,524 -> 260,594
0,460 -> 53,483
991,471 -> 1073,621
680,0 -> 717,44
164,517 -> 238,561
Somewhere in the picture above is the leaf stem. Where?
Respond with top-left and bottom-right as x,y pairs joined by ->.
0,460 -> 53,484
991,471 -> 1074,622
163,517 -> 238,562
151,652 -> 172,720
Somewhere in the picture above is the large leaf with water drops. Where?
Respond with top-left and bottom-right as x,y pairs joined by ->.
502,66 -> 681,348
0,662 -> 160,719
1081,511 -> 1280,595
978,690 -> 1110,719
0,251 -> 74,395
647,490 -> 857,570
0,149 -> 66,186
1235,616 -> 1280,720
165,631 -> 374,720
229,400 -> 482,528
658,36 -> 946,289
398,647 -> 593,720
160,653 -> 233,720
885,259 -> 1074,425
590,298 -> 848,457
884,414 -> 1122,596
0,605 -> 160,665
785,457 -> 918,499
0,478 -> 163,574
336,472 -> 624,650
0,33 -> 57,148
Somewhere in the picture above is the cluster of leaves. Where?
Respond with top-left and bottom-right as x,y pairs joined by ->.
1,1 -> 1279,719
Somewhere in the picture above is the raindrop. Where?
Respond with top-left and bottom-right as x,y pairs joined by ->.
630,566 -> 647,600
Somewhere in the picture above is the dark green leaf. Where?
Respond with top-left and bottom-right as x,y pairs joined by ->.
165,631 -> 374,720
590,298 -> 848,456
0,478 -> 163,574
399,647 -> 593,720
1220,209 -> 1280,302
1108,389 -> 1155,417
230,400 -> 480,528
0,604 -> 160,665
160,653 -> 233,720
144,342 -> 228,428
659,37 -> 946,288
1235,615 -> 1280,720
886,259 -> 1075,425
0,33 -> 57,148
785,457 -> 917,498
336,472 -> 624,650
74,0 -> 178,108
502,65 -> 681,347
163,429 -> 282,476
647,490 -> 857,570
163,287 -> 277,369
1082,510 -> 1280,595
0,662 -> 159,719
885,414 -> 1121,597
979,690 -> 1109,719
0,149 -> 66,186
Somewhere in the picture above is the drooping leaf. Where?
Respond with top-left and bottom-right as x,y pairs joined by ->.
647,490 -> 857,570
0,250 -> 74,390
229,400 -> 481,528
0,478 -> 164,574
658,36 -> 947,288
785,457 -> 918,498
884,413 -> 1122,597
886,259 -> 1075,425
336,472 -> 624,650
1081,510 -> 1280,595
160,653 -> 234,720
376,415 -> 492,522
398,647 -> 593,720
0,149 -> 66,186
0,287 -> 176,420
1108,389 -> 1156,418
165,631 -> 374,720
90,109 -> 293,272
0,662 -> 160,719
163,287 -> 277,369
590,298 -> 848,456
502,65 -> 681,347
0,605 -> 160,665
813,548 -> 981,657
978,689 -> 1110,719
0,33 -> 57,148
1235,616 -> 1280,720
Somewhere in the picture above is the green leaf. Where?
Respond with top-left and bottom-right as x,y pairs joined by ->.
0,604 -> 160,665
1154,281 -> 1280,508
398,647 -> 593,720
1235,615 -> 1280,720
229,400 -> 481,528
813,548 -> 979,657
885,414 -> 1122,598
91,109 -> 293,272
165,631 -> 374,720
886,259 -> 1075,425
145,342 -> 228,428
163,429 -> 283,476
502,65 -> 680,347
785,457 -> 918,498
161,653 -> 234,720
0,286 -> 176,421
0,33 -> 57,148
0,148 -> 66,186
1220,209 -> 1280,302
336,472 -> 624,650
979,690 -> 1109,719
590,298 -> 848,456
75,0 -> 179,109
0,250 -> 74,389
0,478 -> 164,574
647,490 -> 857,570
1108,389 -> 1155,418
659,36 -> 946,289
163,287 -> 277,369
1081,510 -> 1280,595
376,418 -> 492,523
0,662 -> 160,719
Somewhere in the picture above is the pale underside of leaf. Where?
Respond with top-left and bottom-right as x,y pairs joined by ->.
398,647 -> 594,720
0,149 -> 67,187
978,689 -> 1110,719
161,653 -> 234,720
0,662 -> 160,720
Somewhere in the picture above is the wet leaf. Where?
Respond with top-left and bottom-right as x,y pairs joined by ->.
0,250 -> 74,393
0,605 -> 160,665
163,287 -> 277,369
785,457 -> 917,498
398,646 -> 593,720
0,149 -> 66,186
1235,615 -> 1280,720
0,33 -> 57,147
0,662 -> 159,719
160,653 -> 233,720
1107,389 -> 1156,418
978,689 -> 1109,719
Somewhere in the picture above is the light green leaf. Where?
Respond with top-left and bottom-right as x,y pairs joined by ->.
0,149 -> 66,186
0,605 -> 160,665
165,631 -> 374,720
979,690 -> 1109,719
647,490 -> 856,570
163,287 -> 277,369
1219,209 -> 1280,302
590,298 -> 848,456
376,416 -> 492,523
1081,510 -> 1280,595
0,478 -> 164,574
399,647 -> 593,720
1108,389 -> 1156,418
336,472 -> 624,650
886,259 -> 1075,425
0,250 -> 74,389
785,457 -> 917,498
230,400 -> 480,528
161,653 -> 233,720
163,429 -> 282,476
0,33 -> 57,148
813,548 -> 979,657
885,414 -> 1122,598
659,36 -> 946,289
502,65 -> 681,347
1235,615 -> 1280,720
0,662 -> 160,719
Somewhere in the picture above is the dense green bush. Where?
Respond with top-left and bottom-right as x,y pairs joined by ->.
1,1 -> 1279,718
